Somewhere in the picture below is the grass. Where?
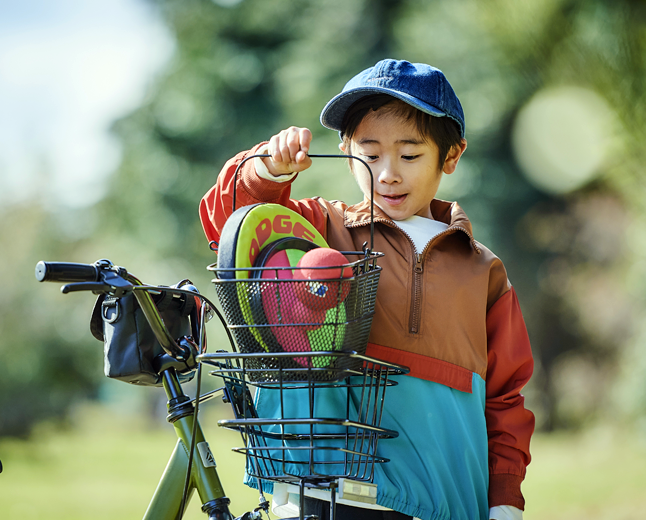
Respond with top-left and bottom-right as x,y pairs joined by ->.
0,401 -> 260,520
1,401 -> 646,519
522,426 -> 646,520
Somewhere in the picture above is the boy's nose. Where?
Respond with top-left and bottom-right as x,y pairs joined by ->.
377,165 -> 401,184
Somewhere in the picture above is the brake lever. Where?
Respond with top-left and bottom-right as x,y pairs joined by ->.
61,269 -> 133,296
61,282 -> 114,294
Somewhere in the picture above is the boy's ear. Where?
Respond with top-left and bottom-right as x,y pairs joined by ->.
443,139 -> 467,175
339,142 -> 356,173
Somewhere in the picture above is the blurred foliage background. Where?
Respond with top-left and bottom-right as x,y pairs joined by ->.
1,0 -> 646,516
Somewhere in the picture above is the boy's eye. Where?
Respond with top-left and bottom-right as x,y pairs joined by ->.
402,155 -> 420,161
362,155 -> 378,161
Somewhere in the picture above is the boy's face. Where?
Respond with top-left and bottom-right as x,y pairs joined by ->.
343,108 -> 464,221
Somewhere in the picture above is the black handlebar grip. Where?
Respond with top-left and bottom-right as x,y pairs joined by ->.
35,261 -> 100,283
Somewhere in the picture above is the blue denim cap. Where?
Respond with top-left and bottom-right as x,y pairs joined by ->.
320,59 -> 465,138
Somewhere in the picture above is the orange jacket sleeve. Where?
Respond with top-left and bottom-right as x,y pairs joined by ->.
199,144 -> 328,245
486,287 -> 535,510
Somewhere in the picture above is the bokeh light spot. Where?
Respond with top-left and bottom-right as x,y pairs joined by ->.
512,86 -> 618,195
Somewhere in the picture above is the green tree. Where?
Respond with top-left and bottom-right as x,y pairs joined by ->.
5,0 -> 646,437
0,202 -> 101,436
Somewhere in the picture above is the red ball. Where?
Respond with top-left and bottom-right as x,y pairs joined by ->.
293,248 -> 353,310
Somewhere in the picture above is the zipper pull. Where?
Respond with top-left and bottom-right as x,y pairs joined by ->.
415,254 -> 424,273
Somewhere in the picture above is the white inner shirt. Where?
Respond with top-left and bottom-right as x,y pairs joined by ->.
393,214 -> 449,253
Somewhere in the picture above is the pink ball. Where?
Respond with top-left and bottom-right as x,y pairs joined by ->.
260,250 -> 316,366
293,248 -> 353,310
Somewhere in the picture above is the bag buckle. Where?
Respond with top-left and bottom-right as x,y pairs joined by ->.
102,299 -> 121,324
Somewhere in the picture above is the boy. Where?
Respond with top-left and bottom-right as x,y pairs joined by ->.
200,59 -> 534,520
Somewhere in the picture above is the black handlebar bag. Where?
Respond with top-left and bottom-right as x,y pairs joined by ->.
90,288 -> 195,386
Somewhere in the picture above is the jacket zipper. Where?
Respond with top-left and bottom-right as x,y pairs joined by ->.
410,251 -> 425,333
387,224 -> 427,334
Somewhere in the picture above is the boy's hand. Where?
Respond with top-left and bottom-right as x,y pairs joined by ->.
263,127 -> 313,176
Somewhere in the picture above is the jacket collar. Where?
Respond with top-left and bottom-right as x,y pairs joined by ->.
344,198 -> 480,252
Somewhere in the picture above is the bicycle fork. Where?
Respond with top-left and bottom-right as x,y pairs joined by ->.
143,369 -> 233,520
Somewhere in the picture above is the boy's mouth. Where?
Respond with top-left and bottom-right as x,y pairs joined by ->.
381,194 -> 407,205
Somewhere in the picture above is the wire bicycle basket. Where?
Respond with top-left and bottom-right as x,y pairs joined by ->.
208,251 -> 382,382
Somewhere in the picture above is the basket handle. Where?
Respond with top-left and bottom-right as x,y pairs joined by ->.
231,153 -> 376,254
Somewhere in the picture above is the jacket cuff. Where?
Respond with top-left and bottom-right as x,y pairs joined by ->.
489,473 -> 525,510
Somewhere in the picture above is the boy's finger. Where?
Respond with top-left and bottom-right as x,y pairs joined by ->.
277,132 -> 294,164
269,134 -> 285,164
298,128 -> 312,153
286,127 -> 302,163
278,129 -> 297,161
294,151 -> 312,170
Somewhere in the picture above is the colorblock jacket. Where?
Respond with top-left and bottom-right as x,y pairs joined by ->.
200,144 -> 535,519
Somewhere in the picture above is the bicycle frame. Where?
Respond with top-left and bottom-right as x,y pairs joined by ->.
143,369 -> 233,520
131,276 -> 248,520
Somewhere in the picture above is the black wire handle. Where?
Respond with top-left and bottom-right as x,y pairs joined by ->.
231,153 -> 376,254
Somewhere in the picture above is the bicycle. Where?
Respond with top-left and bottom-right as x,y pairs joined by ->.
35,252 -> 407,520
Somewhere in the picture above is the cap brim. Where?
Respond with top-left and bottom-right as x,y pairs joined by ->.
320,87 -> 447,132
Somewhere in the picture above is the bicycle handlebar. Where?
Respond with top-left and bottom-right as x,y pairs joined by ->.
34,258 -> 235,363
35,259 -> 195,360
35,261 -> 100,283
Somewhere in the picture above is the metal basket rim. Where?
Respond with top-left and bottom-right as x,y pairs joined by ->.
197,350 -> 409,374
206,251 -> 383,277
